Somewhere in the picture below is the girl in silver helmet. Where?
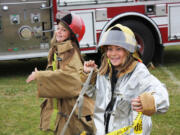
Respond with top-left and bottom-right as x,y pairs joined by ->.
82,24 -> 169,135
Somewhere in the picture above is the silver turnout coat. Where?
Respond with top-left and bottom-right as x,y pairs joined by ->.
90,62 -> 169,135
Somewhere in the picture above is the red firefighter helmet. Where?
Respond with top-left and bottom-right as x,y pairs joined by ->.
56,12 -> 85,42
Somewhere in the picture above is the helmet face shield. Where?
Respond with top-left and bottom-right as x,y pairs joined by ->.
98,30 -> 137,53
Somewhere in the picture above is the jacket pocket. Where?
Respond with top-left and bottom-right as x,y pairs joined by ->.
114,98 -> 131,117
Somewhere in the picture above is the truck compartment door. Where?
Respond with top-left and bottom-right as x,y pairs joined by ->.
168,4 -> 180,40
72,10 -> 96,53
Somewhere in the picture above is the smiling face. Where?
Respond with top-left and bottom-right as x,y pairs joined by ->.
106,45 -> 127,67
55,23 -> 70,42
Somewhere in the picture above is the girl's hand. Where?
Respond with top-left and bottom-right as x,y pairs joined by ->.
131,97 -> 143,112
84,60 -> 97,73
26,68 -> 38,83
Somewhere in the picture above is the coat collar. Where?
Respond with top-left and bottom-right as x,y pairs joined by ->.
118,60 -> 138,78
53,40 -> 73,53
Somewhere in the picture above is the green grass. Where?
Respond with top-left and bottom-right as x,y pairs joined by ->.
150,45 -> 180,135
0,46 -> 180,135
150,68 -> 180,135
0,58 -> 47,135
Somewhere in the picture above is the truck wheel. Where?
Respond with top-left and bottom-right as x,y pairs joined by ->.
120,20 -> 155,65
84,52 -> 102,67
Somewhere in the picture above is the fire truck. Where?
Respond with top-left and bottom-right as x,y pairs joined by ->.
1,0 -> 180,65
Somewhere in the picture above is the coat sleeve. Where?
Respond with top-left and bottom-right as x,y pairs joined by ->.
147,75 -> 169,114
135,63 -> 170,114
36,52 -> 83,98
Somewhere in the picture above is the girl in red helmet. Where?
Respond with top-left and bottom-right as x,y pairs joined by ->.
26,13 -> 94,135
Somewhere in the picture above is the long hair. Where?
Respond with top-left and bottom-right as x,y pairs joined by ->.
99,46 -> 135,78
50,32 -> 57,47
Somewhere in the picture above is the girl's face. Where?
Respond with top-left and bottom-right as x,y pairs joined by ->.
107,45 -> 127,67
55,23 -> 70,42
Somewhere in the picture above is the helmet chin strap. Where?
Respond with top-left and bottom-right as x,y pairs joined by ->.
107,58 -> 112,69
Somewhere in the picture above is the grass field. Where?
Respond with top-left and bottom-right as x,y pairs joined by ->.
0,46 -> 180,135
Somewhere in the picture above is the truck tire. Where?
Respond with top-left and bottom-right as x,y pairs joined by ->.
84,52 -> 102,67
120,20 -> 155,65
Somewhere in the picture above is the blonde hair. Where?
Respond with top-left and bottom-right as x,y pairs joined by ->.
50,32 -> 57,47
99,46 -> 135,78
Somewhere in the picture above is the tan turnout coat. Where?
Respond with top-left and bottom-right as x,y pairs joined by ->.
36,40 -> 94,135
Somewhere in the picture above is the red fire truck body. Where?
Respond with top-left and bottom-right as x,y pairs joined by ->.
57,0 -> 180,64
1,0 -> 180,64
